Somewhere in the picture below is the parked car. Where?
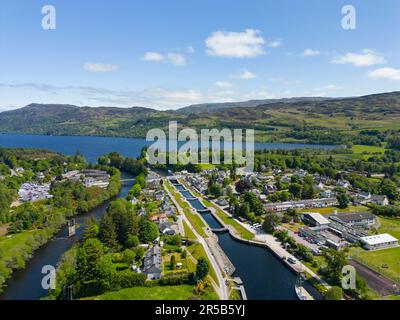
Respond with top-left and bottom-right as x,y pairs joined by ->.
288,257 -> 297,264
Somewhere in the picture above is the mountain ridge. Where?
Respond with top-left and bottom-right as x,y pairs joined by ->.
1,91 -> 399,144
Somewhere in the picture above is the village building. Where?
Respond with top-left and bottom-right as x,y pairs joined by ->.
360,234 -> 399,250
142,245 -> 162,280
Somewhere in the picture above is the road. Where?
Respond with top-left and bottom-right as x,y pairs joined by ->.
163,181 -> 229,300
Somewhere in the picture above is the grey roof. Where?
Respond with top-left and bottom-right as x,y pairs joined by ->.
331,212 -> 375,223
143,246 -> 162,274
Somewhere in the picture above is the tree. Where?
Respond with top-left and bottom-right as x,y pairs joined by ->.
181,249 -> 188,259
196,258 -> 209,280
235,180 -> 252,194
76,238 -> 105,282
129,183 -> 142,199
288,183 -> 302,198
82,217 -> 99,241
301,183 -> 315,200
380,179 -> 399,201
262,213 -> 280,234
323,248 -> 348,285
99,213 -> 118,249
325,286 -> 343,300
139,218 -> 159,243
126,234 -> 140,248
337,192 -> 350,209
170,255 -> 177,270
208,183 -> 222,198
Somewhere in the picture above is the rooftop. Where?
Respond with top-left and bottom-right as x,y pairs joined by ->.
361,234 -> 398,245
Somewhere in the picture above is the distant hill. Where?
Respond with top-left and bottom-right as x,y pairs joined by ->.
179,97 -> 333,113
1,92 -> 400,144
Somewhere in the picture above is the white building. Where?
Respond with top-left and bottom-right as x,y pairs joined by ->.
360,234 -> 398,250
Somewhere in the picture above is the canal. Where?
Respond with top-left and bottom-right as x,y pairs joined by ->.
173,182 -> 320,300
0,173 -> 134,300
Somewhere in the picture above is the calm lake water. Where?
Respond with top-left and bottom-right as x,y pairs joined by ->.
0,134 -> 334,163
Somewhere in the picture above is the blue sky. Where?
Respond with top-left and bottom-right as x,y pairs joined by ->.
1,0 -> 399,110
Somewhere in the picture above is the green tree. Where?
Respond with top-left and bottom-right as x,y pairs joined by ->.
139,218 -> 159,243
262,213 -> 280,234
82,217 -> 99,241
337,192 -> 350,209
196,258 -> 209,280
325,286 -> 343,300
323,249 -> 348,285
76,238 -> 105,282
170,255 -> 177,270
99,213 -> 118,249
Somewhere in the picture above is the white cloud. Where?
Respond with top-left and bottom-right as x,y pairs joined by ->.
323,84 -> 343,91
231,69 -> 256,80
166,53 -> 187,66
267,39 -> 282,48
186,46 -> 195,53
331,49 -> 386,67
205,29 -> 265,58
143,51 -> 187,66
367,67 -> 400,81
215,81 -> 234,88
143,52 -> 165,62
83,63 -> 119,72
301,49 -> 321,57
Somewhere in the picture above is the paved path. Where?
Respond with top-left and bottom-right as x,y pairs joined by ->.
164,181 -> 229,300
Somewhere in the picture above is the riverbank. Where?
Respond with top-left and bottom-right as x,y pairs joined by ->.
0,172 -> 133,300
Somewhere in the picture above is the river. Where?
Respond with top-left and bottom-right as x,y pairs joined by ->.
0,173 -> 134,300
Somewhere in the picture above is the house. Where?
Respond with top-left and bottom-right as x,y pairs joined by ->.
158,222 -> 176,235
302,212 -> 331,227
264,198 -> 337,212
337,180 -> 351,189
215,198 -> 229,207
142,245 -> 162,279
320,188 -> 334,198
330,212 -> 376,227
131,197 -> 138,205
360,234 -> 398,250
371,195 -> 389,206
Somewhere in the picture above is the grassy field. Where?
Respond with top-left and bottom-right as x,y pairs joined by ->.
377,216 -> 400,239
162,252 -> 189,275
183,220 -> 196,240
202,199 -> 254,240
350,246 -> 400,284
187,242 -> 219,287
83,285 -> 218,300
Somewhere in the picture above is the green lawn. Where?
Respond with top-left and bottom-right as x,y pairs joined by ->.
350,246 -> 400,284
83,285 -> 218,300
350,145 -> 386,160
377,216 -> 400,240
183,220 -> 196,240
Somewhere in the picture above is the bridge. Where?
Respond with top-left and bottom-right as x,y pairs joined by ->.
211,227 -> 229,233
120,178 -> 135,183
